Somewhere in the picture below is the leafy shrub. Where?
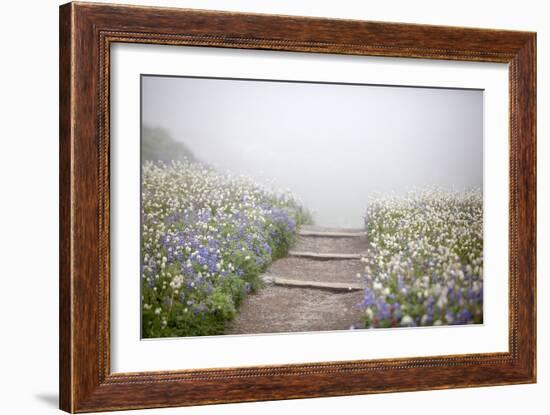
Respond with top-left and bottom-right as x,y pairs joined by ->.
359,188 -> 483,328
141,160 -> 309,338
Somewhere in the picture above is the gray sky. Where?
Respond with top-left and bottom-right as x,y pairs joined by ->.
142,76 -> 483,228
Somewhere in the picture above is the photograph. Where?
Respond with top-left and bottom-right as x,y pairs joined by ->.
140,75 -> 484,338
49,1 -> 538,412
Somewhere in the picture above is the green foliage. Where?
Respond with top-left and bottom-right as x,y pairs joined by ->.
141,161 -> 311,338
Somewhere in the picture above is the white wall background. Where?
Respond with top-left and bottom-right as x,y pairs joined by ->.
0,0 -> 546,414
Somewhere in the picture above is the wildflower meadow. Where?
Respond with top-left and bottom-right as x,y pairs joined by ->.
141,159 -> 483,336
359,188 -> 483,328
141,160 -> 311,338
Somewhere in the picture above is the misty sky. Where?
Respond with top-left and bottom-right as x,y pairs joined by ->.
142,76 -> 483,228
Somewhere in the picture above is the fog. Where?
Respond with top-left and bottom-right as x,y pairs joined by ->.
142,76 -> 483,228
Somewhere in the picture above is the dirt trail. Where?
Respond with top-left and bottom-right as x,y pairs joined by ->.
225,226 -> 368,335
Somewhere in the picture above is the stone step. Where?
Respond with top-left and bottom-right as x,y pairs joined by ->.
299,229 -> 366,238
288,251 -> 363,260
261,275 -> 364,292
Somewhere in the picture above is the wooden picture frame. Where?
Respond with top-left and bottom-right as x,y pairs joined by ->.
59,2 -> 536,412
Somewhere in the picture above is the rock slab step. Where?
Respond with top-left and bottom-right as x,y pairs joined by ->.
262,274 -> 364,292
288,251 -> 362,260
299,229 -> 366,238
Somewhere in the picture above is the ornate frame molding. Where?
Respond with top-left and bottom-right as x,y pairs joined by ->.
60,2 -> 536,412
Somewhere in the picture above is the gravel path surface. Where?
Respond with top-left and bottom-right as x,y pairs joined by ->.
266,257 -> 364,284
225,229 -> 367,334
225,286 -> 364,334
293,235 -> 368,254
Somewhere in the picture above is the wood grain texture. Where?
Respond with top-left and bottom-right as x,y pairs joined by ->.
59,2 -> 537,412
59,3 -> 73,411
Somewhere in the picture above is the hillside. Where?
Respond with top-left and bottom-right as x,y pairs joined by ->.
141,126 -> 195,163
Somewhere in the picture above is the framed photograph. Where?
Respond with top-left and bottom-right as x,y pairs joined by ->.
59,2 -> 536,412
